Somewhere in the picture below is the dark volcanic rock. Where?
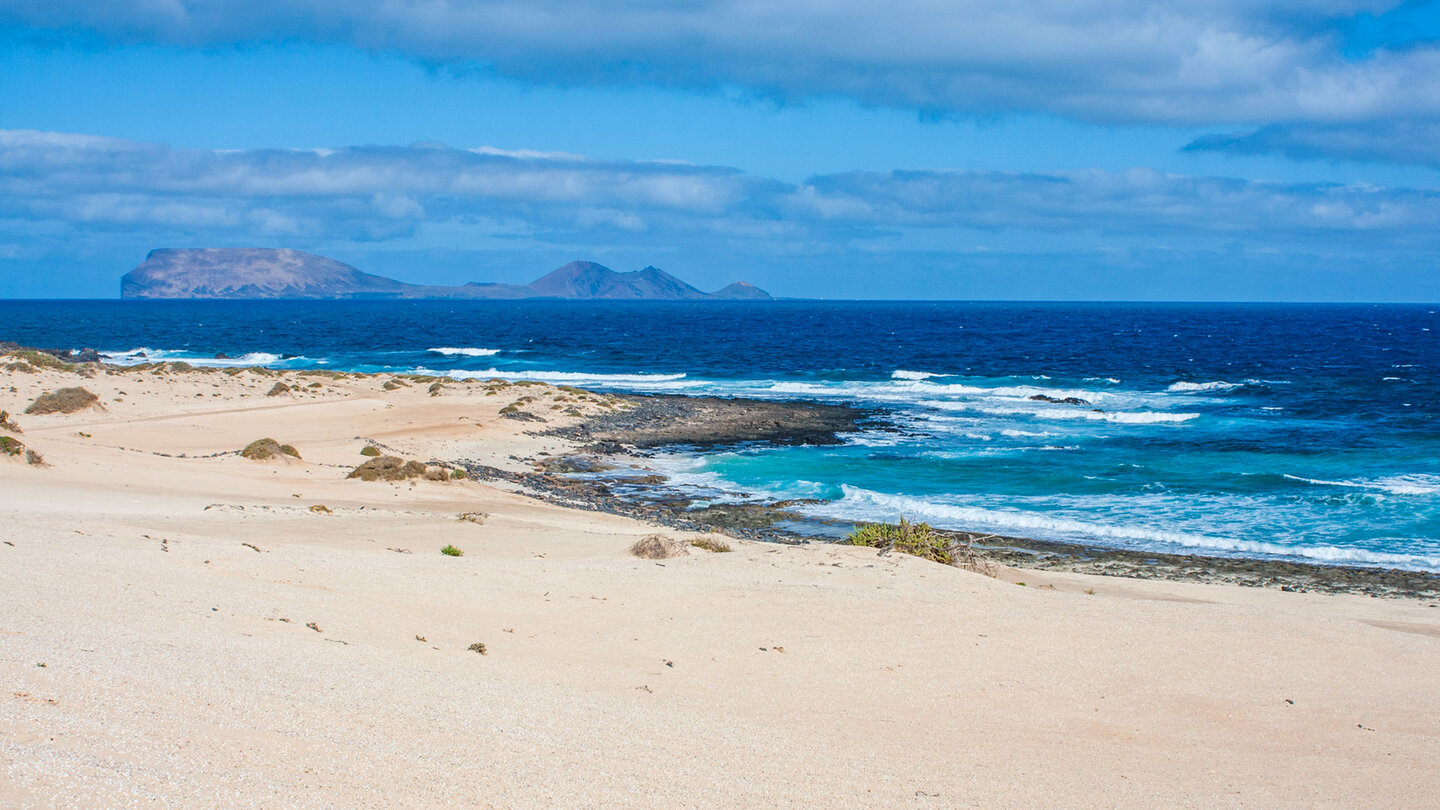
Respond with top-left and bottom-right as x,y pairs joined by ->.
548,394 -> 875,449
1029,394 -> 1090,406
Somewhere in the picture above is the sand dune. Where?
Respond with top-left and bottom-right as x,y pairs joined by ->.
2,362 -> 1437,807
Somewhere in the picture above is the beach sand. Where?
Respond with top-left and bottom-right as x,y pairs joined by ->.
2,361 -> 1438,807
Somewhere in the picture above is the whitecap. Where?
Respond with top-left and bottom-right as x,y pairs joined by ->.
428,347 -> 500,357
1284,474 -> 1440,497
891,369 -> 941,380
444,367 -> 689,386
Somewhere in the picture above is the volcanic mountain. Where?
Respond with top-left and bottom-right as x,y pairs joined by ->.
121,250 -> 771,301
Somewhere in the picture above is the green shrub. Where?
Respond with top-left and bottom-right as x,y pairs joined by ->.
847,518 -> 952,564
450,468 -> 467,480
441,544 -> 464,557
360,445 -> 381,457
0,435 -> 23,456
690,536 -> 733,553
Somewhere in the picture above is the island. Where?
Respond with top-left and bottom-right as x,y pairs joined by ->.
120,248 -> 772,300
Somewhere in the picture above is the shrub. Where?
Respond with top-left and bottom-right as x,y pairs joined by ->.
360,445 -> 381,457
467,641 -> 487,654
25,387 -> 99,415
309,504 -> 332,514
0,435 -> 23,456
630,534 -> 687,559
441,544 -> 464,557
690,536 -> 733,553
347,456 -> 428,481
0,410 -> 19,433
847,518 -> 953,564
450,468 -> 468,480
240,438 -> 299,461
427,382 -> 445,396
457,511 -> 486,524
266,382 -> 291,397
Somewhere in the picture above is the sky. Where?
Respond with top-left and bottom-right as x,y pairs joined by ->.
2,1 -> 1439,300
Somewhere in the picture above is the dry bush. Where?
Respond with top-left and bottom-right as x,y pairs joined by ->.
0,410 -> 20,433
630,534 -> 688,559
25,387 -> 99,415
266,382 -> 291,397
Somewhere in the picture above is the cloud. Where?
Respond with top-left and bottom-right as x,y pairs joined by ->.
3,0 -> 1439,131
1185,121 -> 1440,167
4,127 -> 1440,276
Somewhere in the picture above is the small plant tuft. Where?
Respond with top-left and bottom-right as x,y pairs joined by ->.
309,504 -> 332,514
450,468 -> 468,480
441,544 -> 464,557
467,641 -> 487,655
457,511 -> 486,524
359,445 -> 381,456
847,518 -> 953,564
0,435 -> 24,456
24,449 -> 44,466
0,410 -> 20,433
690,535 -> 733,553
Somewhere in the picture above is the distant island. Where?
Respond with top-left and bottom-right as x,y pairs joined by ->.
120,248 -> 772,301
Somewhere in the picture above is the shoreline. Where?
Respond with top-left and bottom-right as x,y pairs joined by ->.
6,343 -> 1439,597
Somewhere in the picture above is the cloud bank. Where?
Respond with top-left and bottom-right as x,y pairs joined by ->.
3,130 -> 1437,248
3,0 -> 1438,136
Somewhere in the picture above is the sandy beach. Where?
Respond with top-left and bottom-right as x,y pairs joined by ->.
3,357 -> 1438,808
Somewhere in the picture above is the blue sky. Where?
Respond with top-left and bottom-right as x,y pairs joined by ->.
2,1 -> 1439,300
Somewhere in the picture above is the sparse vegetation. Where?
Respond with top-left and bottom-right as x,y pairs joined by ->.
427,382 -> 445,396
266,382 -> 291,397
24,449 -> 44,466
450,468 -> 468,480
457,511 -> 486,524
441,544 -> 464,557
309,504 -> 332,514
690,536 -> 733,553
0,410 -> 19,433
8,350 -> 74,372
0,435 -> 23,456
360,445 -> 381,457
467,641 -> 487,655
382,379 -> 406,391
847,518 -> 954,565
240,438 -> 300,461
347,456 -> 429,481
25,387 -> 99,415
630,534 -> 688,559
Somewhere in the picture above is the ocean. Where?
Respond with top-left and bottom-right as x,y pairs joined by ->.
4,298 -> 1438,572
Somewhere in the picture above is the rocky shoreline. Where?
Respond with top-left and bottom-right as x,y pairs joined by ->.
482,392 -> 1440,601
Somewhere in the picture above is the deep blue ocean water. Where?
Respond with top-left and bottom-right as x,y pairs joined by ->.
4,299 -> 1438,571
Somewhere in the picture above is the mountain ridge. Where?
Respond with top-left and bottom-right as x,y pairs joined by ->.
120,249 -> 771,301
